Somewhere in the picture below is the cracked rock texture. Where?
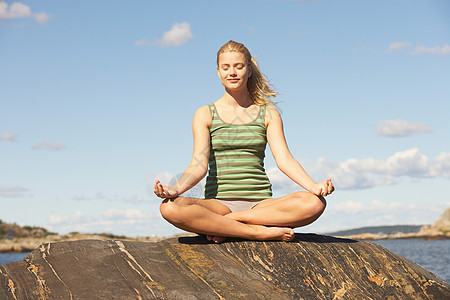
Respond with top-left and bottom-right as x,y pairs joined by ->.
0,233 -> 449,299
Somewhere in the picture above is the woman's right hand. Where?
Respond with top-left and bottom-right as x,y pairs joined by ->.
154,180 -> 179,199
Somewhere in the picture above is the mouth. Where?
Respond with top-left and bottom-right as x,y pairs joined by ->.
227,78 -> 239,83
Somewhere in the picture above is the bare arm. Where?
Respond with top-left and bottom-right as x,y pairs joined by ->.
154,105 -> 211,198
266,106 -> 334,196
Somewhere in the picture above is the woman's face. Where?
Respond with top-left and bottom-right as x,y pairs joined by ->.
217,51 -> 252,92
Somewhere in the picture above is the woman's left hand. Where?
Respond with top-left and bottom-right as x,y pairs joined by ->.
310,178 -> 334,197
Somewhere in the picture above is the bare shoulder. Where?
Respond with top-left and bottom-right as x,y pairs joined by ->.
265,104 -> 282,126
193,105 -> 212,127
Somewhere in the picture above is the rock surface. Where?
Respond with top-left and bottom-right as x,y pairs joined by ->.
1,234 -> 449,299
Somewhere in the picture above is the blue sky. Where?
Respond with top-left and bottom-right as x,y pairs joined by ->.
1,0 -> 449,237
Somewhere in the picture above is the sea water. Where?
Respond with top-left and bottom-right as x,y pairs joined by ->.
1,239 -> 449,283
0,252 -> 28,266
371,238 -> 449,283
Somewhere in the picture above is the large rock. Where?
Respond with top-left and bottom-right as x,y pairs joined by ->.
0,234 -> 448,299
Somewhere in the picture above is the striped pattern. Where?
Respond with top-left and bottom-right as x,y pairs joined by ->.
204,104 -> 272,200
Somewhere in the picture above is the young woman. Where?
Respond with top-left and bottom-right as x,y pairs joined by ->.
154,40 -> 334,243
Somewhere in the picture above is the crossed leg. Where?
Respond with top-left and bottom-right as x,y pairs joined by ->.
227,191 -> 326,227
207,191 -> 326,242
159,191 -> 326,243
159,196 -> 294,242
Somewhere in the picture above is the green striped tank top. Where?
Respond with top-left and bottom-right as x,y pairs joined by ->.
204,103 -> 272,200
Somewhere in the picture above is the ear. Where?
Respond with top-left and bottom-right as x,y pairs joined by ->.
217,67 -> 221,79
248,65 -> 252,78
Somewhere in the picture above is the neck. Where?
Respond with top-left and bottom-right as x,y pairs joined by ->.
222,88 -> 253,108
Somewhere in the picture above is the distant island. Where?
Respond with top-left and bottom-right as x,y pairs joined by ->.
325,225 -> 424,237
1,208 -> 449,253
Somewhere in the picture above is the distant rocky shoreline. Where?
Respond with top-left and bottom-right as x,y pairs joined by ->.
332,230 -> 448,241
0,221 -> 177,253
333,208 -> 449,240
0,232 -> 171,254
1,208 -> 448,254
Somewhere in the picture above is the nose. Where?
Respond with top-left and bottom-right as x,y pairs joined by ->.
229,67 -> 237,76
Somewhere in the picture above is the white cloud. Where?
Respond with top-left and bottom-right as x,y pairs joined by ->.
135,22 -> 193,47
304,157 -> 396,190
72,193 -> 144,204
378,120 -> 433,137
47,208 -> 169,237
0,186 -> 29,197
410,44 -> 450,56
102,208 -> 152,221
124,196 -> 144,204
0,1 -> 51,23
383,148 -> 431,177
386,42 -> 412,53
269,148 -> 450,191
430,152 -> 450,178
33,142 -> 66,150
332,200 -> 406,214
0,132 -> 17,141
48,211 -> 92,225
267,168 -> 298,195
134,38 -> 152,47
386,42 -> 450,56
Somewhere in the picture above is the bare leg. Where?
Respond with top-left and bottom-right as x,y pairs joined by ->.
226,191 -> 326,228
159,196 -> 294,242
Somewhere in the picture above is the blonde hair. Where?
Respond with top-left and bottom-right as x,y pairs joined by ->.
217,40 -> 278,106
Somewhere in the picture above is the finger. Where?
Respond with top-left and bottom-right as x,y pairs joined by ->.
153,180 -> 159,193
157,184 -> 164,197
321,185 -> 329,196
326,179 -> 333,192
160,186 -> 168,197
160,185 -> 170,197
154,185 -> 160,196
317,187 -> 325,196
159,183 -> 167,194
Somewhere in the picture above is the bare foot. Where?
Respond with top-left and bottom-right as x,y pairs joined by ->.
206,235 -> 227,244
223,213 -> 294,241
251,225 -> 294,242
